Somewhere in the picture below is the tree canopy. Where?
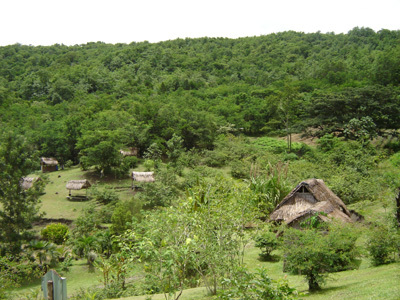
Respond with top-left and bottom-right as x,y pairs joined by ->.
1,28 -> 400,167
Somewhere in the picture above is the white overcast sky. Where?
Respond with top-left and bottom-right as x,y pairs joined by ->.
1,0 -> 400,46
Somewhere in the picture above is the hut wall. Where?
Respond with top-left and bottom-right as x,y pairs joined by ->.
41,165 -> 58,173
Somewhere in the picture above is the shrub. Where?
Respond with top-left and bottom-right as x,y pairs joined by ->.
219,267 -> 298,300
230,159 -> 251,179
317,134 -> 339,152
283,152 -> 298,161
0,255 -> 42,298
123,156 -> 138,168
366,224 -> 399,266
203,149 -> 228,167
248,162 -> 291,215
92,187 -> 119,205
384,139 -> 400,153
389,152 -> 400,167
65,160 -> 74,168
111,198 -> 142,235
137,167 -> 180,210
282,225 -> 359,291
177,149 -> 201,168
254,231 -> 279,261
41,223 -> 69,245
143,159 -> 155,171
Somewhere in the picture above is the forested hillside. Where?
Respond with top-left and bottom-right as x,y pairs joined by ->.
1,27 -> 400,165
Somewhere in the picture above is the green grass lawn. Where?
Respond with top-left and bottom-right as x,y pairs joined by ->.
34,166 -> 134,220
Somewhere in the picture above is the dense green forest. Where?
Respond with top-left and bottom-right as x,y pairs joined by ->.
1,28 -> 400,299
1,27 -> 400,164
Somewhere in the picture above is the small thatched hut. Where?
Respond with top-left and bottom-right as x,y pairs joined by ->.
40,157 -> 59,173
120,147 -> 139,157
66,180 -> 91,200
269,178 -> 352,228
132,171 -> 155,189
20,177 -> 42,190
132,172 -> 155,182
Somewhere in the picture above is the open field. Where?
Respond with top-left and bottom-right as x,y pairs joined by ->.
33,166 -> 134,220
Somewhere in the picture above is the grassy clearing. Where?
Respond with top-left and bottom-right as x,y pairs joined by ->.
35,166 -> 134,220
36,167 -> 94,220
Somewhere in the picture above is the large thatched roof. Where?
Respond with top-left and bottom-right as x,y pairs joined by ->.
66,180 -> 91,190
20,177 -> 41,189
132,172 -> 155,182
270,178 -> 352,226
41,157 -> 58,166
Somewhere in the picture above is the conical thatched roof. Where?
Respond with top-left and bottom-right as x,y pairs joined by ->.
66,180 -> 91,190
41,157 -> 58,166
132,172 -> 155,182
20,177 -> 41,189
270,178 -> 352,226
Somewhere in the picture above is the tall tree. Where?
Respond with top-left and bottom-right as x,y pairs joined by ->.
266,83 -> 301,151
0,133 -> 44,254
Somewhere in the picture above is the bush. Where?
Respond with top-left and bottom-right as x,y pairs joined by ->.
143,159 -> 155,171
203,149 -> 228,167
111,198 -> 142,235
0,256 -> 42,298
248,162 -> 291,215
283,152 -> 298,161
366,224 -> 399,266
123,156 -> 138,168
41,223 -> 69,245
317,134 -> 339,152
230,159 -> 251,179
384,139 -> 400,153
219,267 -> 298,300
65,160 -> 74,168
92,187 -> 119,205
254,231 -> 279,261
137,167 -> 180,210
177,149 -> 201,168
282,225 -> 359,291
389,152 -> 400,167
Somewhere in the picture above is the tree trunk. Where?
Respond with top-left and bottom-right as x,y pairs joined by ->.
308,274 -> 321,291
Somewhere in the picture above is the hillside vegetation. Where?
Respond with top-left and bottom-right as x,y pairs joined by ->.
1,27 -> 400,163
1,28 -> 400,300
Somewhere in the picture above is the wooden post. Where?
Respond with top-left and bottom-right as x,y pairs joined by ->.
47,280 -> 54,300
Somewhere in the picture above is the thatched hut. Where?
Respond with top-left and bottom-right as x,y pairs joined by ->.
66,180 -> 91,200
132,171 -> 155,189
40,157 -> 59,173
120,147 -> 139,157
269,178 -> 352,228
20,177 -> 42,190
